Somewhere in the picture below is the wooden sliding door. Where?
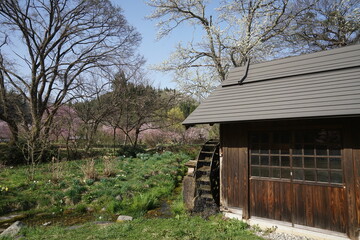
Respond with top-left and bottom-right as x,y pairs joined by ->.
249,129 -> 347,233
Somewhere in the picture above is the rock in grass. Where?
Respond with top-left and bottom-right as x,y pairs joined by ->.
0,221 -> 25,237
116,215 -> 133,222
0,214 -> 27,224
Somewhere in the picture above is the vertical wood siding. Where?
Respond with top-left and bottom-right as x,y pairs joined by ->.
220,123 -> 248,211
249,180 -> 292,222
220,118 -> 360,238
292,184 -> 347,233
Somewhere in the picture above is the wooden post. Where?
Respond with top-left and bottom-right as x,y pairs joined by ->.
343,121 -> 359,240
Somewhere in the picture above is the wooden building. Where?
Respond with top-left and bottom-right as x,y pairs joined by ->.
183,45 -> 360,239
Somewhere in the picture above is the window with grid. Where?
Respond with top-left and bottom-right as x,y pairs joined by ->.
250,130 -> 343,185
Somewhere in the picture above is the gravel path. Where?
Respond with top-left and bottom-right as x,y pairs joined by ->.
256,231 -> 315,240
252,226 -> 315,240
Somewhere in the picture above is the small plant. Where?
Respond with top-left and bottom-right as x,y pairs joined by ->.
65,184 -> 87,204
49,156 -> 64,183
103,156 -> 116,177
251,224 -> 262,232
81,158 -> 98,180
0,185 -> 9,192
264,226 -> 278,235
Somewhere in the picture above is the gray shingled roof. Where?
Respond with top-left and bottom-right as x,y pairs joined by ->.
183,44 -> 360,125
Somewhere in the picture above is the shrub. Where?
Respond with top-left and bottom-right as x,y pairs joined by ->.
0,143 -> 26,165
116,145 -> 145,157
80,159 -> 98,180
103,156 -> 116,177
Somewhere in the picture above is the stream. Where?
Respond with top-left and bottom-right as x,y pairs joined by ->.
0,186 -> 181,233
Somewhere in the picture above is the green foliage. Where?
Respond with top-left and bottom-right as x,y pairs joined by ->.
0,143 -> 25,165
19,216 -> 262,240
0,151 -> 190,217
179,98 -> 198,118
116,145 -> 146,157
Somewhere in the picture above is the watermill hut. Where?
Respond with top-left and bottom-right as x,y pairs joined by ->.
183,44 -> 360,240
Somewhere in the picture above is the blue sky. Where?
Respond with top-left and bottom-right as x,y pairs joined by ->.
115,0 -> 201,89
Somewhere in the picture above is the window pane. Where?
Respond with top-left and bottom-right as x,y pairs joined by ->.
304,145 -> 315,155
329,147 -> 341,156
330,171 -> 343,184
316,145 -> 327,156
293,169 -> 304,180
251,155 -> 259,165
252,147 -> 260,154
316,157 -> 328,169
251,166 -> 260,176
260,156 -> 269,165
304,170 -> 316,181
304,157 -> 315,168
317,170 -> 329,182
315,130 -> 328,144
281,168 -> 291,179
293,145 -> 302,155
281,149 -> 290,155
270,156 -> 280,166
270,149 -> 280,154
293,156 -> 303,167
260,167 -> 270,177
281,156 -> 290,166
329,158 -> 342,169
260,148 -> 269,154
271,168 -> 281,178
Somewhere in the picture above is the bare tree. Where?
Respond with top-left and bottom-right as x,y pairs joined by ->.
0,0 -> 141,169
146,0 -> 310,99
286,0 -> 360,52
108,69 -> 177,147
74,86 -> 116,153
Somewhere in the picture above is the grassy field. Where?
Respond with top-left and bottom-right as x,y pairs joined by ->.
0,152 -> 188,217
0,151 -> 263,240
16,215 -> 263,240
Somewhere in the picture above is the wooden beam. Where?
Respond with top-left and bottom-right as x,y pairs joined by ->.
343,120 -> 359,239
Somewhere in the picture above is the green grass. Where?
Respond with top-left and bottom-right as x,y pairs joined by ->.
0,151 -> 189,217
17,215 -> 262,240
0,150 -> 264,240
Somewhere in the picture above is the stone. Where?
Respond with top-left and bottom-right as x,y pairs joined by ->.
115,195 -> 122,201
116,215 -> 133,222
182,175 -> 196,211
0,221 -> 25,238
0,214 -> 27,224
86,207 -> 94,213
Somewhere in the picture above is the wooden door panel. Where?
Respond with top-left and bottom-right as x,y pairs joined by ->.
250,179 -> 292,222
293,184 -> 347,233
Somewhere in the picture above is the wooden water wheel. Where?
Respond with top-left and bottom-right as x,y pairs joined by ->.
181,139 -> 220,213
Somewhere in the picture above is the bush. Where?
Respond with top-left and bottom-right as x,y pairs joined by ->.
0,143 -> 26,165
116,145 -> 145,157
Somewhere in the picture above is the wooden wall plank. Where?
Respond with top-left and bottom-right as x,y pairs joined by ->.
292,184 -> 346,232
220,123 -> 248,213
343,122 -> 358,238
